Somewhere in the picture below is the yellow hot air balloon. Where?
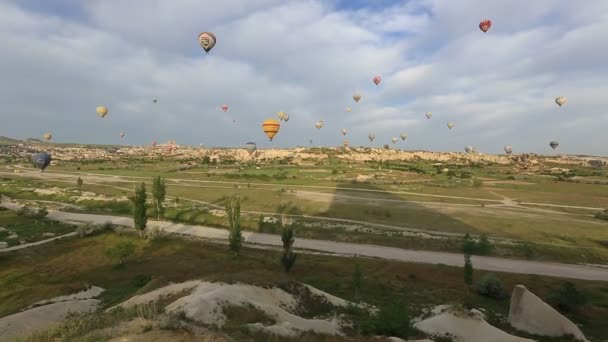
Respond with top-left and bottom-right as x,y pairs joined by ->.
262,119 -> 281,141
555,96 -> 567,107
43,133 -> 52,141
96,106 -> 108,118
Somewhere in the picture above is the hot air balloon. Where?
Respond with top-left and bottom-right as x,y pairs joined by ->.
447,122 -> 455,130
346,106 -> 352,112
283,114 -> 290,122
343,141 -> 349,148
262,119 -> 281,141
391,137 -> 398,144
479,19 -> 492,33
504,146 -> 513,154
383,144 -> 390,150
373,76 -> 381,86
221,104 -> 229,112
96,106 -> 108,118
120,132 -> 125,138
277,111 -> 286,120
309,138 -> 313,145
198,32 -> 217,53
31,152 -> 51,172
368,133 -> 375,142
43,133 -> 52,141
425,112 -> 432,119
465,146 -> 473,153
245,142 -> 257,157
353,94 -> 362,103
153,99 -> 158,104
315,121 -> 324,129
341,129 -> 348,136
555,96 -> 567,107
550,141 -> 559,150
400,133 -> 407,141
152,141 -> 157,146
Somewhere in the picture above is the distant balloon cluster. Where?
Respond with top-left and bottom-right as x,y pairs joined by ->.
35,20 -> 571,170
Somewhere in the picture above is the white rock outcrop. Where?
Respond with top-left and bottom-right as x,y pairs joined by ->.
508,285 -> 587,341
414,305 -> 533,342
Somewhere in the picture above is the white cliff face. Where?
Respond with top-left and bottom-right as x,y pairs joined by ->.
508,285 -> 587,341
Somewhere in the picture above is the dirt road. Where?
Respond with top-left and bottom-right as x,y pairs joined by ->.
3,202 -> 607,281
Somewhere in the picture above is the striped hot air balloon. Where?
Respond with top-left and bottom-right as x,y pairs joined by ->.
262,119 -> 281,141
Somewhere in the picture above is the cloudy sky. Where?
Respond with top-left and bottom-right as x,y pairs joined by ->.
1,0 -> 607,155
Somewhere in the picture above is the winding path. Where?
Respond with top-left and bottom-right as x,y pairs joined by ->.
2,202 -> 607,282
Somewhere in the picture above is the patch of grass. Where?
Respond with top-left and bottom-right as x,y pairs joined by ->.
0,210 -> 77,244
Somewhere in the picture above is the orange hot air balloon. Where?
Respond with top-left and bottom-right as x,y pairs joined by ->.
262,119 -> 281,141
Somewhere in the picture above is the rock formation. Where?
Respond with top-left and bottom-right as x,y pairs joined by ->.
508,285 -> 587,341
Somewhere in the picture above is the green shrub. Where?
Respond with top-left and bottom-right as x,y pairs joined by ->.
474,273 -> 508,299
547,282 -> 586,313
361,302 -> 413,338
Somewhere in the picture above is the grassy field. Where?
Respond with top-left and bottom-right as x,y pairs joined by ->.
1,226 -> 608,340
3,172 -> 608,264
0,207 -> 77,246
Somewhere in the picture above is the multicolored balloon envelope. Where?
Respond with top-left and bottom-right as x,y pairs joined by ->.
221,104 -> 229,112
198,32 -> 217,53
262,119 -> 281,141
479,19 -> 492,33
555,96 -> 567,107
373,76 -> 381,86
353,94 -> 362,103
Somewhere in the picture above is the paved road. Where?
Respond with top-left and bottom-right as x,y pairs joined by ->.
3,202 -> 607,281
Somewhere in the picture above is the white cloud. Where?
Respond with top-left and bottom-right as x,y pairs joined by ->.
0,0 -> 607,155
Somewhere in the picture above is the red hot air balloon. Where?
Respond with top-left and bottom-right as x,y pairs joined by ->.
479,19 -> 492,33
373,76 -> 381,86
221,104 -> 229,112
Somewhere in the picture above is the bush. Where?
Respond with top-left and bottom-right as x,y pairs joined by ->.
132,274 -> 151,288
547,282 -> 587,313
360,302 -> 413,338
594,209 -> 608,221
474,273 -> 508,299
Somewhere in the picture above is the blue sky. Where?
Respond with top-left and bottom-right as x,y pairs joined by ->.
0,0 -> 607,155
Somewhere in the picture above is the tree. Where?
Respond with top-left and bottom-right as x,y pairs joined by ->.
353,258 -> 363,301
462,233 -> 477,255
105,240 -> 135,266
280,216 -> 297,274
464,254 -> 474,286
152,176 -> 166,220
477,234 -> 493,255
130,182 -> 148,238
547,282 -> 587,313
77,177 -> 83,189
226,195 -> 243,256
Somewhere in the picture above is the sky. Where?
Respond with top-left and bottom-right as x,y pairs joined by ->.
1,0 -> 607,155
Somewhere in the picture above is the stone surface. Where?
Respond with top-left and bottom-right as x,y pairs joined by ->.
508,285 -> 587,341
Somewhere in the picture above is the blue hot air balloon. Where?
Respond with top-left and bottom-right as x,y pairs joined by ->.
31,152 -> 52,171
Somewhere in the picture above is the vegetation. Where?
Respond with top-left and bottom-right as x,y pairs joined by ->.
474,273 -> 508,299
462,233 -> 493,256
105,240 -> 135,266
226,195 -> 243,256
547,282 -> 587,313
352,258 -> 363,302
130,183 -> 147,238
76,177 -> 83,189
594,209 -> 608,221
151,176 -> 166,220
464,254 -> 473,286
280,216 -> 297,274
